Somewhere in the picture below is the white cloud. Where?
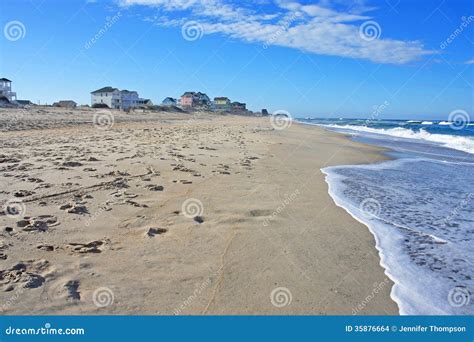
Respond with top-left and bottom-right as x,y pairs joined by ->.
120,0 -> 434,64
120,0 -> 197,10
466,59 -> 474,65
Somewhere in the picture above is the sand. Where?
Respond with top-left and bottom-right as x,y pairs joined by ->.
0,107 -> 398,315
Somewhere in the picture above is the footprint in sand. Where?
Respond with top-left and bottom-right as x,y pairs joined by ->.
146,227 -> 167,237
13,190 -> 35,197
41,278 -> 81,302
36,244 -> 55,252
59,203 -> 88,214
64,280 -> 81,300
124,199 -> 148,208
193,216 -> 204,224
66,240 -> 107,254
16,215 -> 59,232
62,161 -> 83,167
0,259 -> 52,292
0,241 -> 8,260
146,185 -> 164,192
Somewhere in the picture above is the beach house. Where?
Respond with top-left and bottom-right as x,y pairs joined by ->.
231,102 -> 247,112
91,87 -> 121,108
196,92 -> 211,107
213,97 -> 231,112
142,99 -> 154,107
0,78 -> 17,103
180,92 -> 196,108
161,97 -> 177,107
120,90 -> 140,109
91,87 -> 148,110
180,92 -> 211,108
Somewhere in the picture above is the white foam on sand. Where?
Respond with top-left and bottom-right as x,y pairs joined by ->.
321,161 -> 472,315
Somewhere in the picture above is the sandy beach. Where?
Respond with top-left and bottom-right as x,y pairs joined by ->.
0,107 -> 398,315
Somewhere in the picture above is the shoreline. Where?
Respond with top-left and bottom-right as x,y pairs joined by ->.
312,121 -> 474,315
0,108 -> 398,314
296,120 -> 402,313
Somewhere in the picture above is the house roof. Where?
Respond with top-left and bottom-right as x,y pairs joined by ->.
182,91 -> 196,97
163,97 -> 177,102
91,86 -> 119,94
58,100 -> 77,104
197,94 -> 210,101
214,97 -> 230,101
0,78 -> 12,82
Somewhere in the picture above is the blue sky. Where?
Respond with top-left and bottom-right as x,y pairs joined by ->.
0,0 -> 473,119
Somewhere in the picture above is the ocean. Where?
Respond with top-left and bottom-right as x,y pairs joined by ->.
297,118 -> 474,315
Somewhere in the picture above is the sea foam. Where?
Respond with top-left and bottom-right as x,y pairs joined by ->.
322,159 -> 474,315
319,124 -> 474,154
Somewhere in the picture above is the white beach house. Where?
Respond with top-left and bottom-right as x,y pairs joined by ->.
91,87 -> 149,110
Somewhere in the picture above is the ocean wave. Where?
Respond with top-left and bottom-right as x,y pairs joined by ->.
318,124 -> 474,154
421,121 -> 434,125
322,160 -> 474,315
